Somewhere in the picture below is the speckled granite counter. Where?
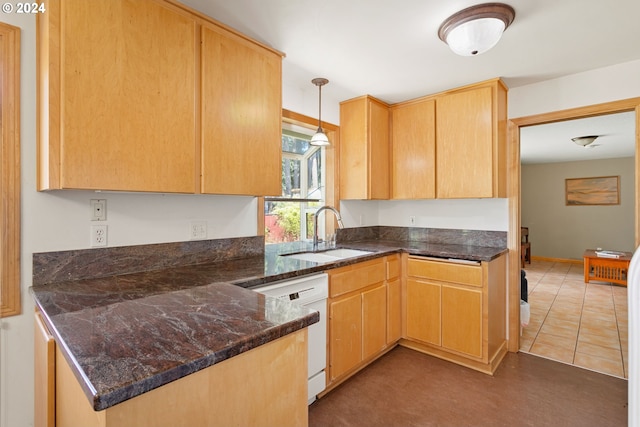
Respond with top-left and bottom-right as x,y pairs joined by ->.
31,226 -> 507,411
34,282 -> 316,410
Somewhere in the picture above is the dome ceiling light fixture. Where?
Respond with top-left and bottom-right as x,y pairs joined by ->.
310,77 -> 330,146
438,3 -> 515,56
572,135 -> 599,148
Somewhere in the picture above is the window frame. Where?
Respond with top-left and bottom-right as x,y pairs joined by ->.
1,22 -> 21,317
258,109 -> 340,242
279,142 -> 324,241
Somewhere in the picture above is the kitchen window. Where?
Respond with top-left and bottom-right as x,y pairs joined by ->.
265,125 -> 326,244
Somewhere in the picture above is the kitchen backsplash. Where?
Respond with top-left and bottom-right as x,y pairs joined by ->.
338,226 -> 507,247
32,236 -> 264,286
33,226 -> 506,286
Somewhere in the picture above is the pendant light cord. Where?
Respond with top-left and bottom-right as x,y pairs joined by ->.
317,83 -> 323,132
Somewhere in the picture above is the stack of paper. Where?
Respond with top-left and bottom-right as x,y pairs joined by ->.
595,250 -> 625,258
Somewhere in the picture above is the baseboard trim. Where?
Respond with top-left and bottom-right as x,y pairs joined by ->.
531,256 -> 583,265
397,339 -> 507,376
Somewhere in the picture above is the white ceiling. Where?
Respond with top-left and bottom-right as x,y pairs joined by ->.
520,112 -> 636,164
181,0 -> 639,163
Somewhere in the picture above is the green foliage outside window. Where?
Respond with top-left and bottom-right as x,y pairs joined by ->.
272,202 -> 301,241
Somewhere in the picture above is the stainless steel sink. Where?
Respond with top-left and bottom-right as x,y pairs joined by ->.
282,249 -> 372,263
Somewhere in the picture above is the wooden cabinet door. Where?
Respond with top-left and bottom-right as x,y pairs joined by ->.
405,278 -> 441,346
441,284 -> 483,358
35,312 -> 55,427
386,277 -> 402,344
339,97 -> 368,200
40,0 -> 198,192
362,283 -> 387,360
339,96 -> 390,200
436,86 -> 493,198
329,294 -> 362,381
200,24 -> 282,196
391,99 -> 436,199
368,99 -> 391,200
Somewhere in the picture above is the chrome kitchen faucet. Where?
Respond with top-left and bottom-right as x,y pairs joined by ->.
312,206 -> 344,251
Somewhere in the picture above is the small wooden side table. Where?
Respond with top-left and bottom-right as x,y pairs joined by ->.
583,249 -> 633,286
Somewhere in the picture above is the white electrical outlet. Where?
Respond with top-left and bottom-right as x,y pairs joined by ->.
91,225 -> 108,247
190,221 -> 208,240
410,216 -> 416,226
90,199 -> 107,221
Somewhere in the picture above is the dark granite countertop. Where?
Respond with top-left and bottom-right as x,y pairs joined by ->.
31,227 -> 507,411
33,280 -> 319,411
336,239 -> 507,262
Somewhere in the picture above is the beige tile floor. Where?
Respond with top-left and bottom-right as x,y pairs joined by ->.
519,259 -> 628,379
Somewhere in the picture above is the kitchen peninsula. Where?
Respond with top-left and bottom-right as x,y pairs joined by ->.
32,227 -> 506,426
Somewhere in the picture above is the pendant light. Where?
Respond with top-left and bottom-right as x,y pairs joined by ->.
310,78 -> 330,146
438,3 -> 515,56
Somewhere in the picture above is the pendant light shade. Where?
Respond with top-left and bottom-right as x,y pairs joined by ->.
438,3 -> 515,56
310,131 -> 330,146
310,78 -> 330,146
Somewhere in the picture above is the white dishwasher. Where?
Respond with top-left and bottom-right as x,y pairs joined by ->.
253,273 -> 328,405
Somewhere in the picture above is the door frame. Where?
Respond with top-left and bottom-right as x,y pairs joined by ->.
506,97 -> 640,351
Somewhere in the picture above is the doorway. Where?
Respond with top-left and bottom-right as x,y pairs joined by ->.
506,97 -> 640,359
517,112 -> 635,377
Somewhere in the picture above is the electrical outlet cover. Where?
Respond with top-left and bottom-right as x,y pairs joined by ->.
190,221 -> 208,240
91,225 -> 108,247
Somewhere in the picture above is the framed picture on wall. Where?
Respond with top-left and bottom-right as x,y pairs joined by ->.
565,176 -> 620,206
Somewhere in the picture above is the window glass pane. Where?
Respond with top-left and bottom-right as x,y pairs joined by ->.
305,211 -> 315,240
282,157 -> 301,197
282,134 -> 310,155
265,201 -> 301,243
266,128 -> 325,245
307,149 -> 321,193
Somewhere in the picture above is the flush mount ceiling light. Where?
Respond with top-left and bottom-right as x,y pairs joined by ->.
310,78 -> 330,146
438,3 -> 515,56
572,135 -> 599,147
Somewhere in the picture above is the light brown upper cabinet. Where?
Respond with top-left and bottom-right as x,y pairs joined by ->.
200,23 -> 282,196
37,0 -> 198,192
37,0 -> 283,196
339,96 -> 390,200
390,99 -> 436,199
435,79 -> 507,199
345,78 -> 507,200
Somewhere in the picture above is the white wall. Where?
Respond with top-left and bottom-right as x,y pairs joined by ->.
341,199 -> 509,231
3,11 -> 640,427
508,59 -> 640,118
522,157 -> 635,259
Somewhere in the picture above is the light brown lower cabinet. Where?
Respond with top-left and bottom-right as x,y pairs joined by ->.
403,254 -> 507,374
406,278 -> 441,346
34,312 -> 55,427
326,255 -> 401,390
386,254 -> 402,344
329,292 -> 363,380
362,283 -> 387,360
442,284 -> 482,357
35,311 -> 308,427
